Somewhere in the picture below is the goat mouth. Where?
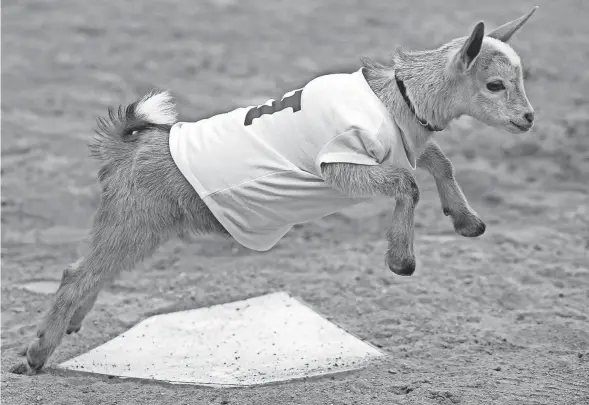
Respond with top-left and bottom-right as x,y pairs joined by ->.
510,121 -> 531,132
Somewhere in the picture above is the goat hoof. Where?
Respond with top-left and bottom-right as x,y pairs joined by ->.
26,340 -> 48,372
27,356 -> 45,372
454,215 -> 486,237
66,324 -> 81,335
386,256 -> 416,276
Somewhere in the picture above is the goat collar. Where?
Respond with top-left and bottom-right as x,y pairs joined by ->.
395,75 -> 444,132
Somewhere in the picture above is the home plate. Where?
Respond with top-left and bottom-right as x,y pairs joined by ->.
58,292 -> 385,386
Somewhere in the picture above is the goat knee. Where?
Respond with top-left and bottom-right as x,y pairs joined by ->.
406,173 -> 420,206
390,168 -> 419,205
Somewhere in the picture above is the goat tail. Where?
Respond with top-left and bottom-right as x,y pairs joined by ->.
89,90 -> 178,162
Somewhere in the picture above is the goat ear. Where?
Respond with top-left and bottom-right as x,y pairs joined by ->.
488,6 -> 538,43
451,21 -> 485,73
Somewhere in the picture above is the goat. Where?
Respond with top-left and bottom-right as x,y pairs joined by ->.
11,7 -> 537,375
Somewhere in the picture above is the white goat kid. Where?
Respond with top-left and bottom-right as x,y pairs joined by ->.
12,8 -> 537,375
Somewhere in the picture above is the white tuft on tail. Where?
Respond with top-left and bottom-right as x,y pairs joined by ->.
135,90 -> 178,125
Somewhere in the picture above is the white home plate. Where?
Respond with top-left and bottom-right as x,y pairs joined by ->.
58,292 -> 384,386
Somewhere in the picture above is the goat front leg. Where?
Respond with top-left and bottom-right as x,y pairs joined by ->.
417,141 -> 485,237
322,162 -> 419,276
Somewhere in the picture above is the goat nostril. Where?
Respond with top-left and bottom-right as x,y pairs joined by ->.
524,112 -> 535,123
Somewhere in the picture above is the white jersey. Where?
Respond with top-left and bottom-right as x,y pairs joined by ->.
169,68 -> 416,251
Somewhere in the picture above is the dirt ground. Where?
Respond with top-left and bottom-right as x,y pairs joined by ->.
2,0 -> 588,404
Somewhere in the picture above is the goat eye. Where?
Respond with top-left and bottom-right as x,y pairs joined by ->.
486,81 -> 505,92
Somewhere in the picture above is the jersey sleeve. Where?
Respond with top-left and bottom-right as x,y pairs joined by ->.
315,125 -> 389,172
376,118 -> 417,170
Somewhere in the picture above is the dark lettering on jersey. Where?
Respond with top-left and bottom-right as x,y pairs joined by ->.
244,89 -> 303,126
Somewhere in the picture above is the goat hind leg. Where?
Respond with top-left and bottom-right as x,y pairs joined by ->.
22,203 -> 168,372
24,259 -> 104,371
